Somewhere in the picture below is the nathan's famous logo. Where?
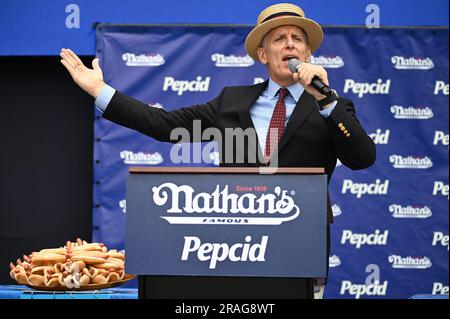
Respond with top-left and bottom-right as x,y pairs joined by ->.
388,255 -> 432,269
120,150 -> 163,165
311,55 -> 344,68
389,204 -> 432,219
391,56 -> 434,70
211,53 -> 254,67
389,155 -> 433,169
152,183 -> 300,225
122,53 -> 165,66
390,105 -> 433,120
329,255 -> 341,268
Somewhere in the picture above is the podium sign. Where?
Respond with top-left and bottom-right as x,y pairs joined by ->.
125,168 -> 327,278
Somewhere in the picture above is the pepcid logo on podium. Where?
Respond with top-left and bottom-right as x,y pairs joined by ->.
181,235 -> 268,269
151,182 -> 301,225
125,172 -> 327,278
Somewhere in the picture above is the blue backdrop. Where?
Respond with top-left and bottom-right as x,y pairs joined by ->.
94,25 -> 449,298
1,0 -> 448,55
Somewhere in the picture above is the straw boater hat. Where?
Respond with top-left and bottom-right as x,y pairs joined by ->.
245,3 -> 324,61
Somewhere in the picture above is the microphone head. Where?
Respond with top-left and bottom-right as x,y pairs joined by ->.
288,58 -> 301,74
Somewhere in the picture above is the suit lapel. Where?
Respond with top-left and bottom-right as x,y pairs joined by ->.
277,91 -> 316,154
237,81 -> 268,130
237,81 -> 268,162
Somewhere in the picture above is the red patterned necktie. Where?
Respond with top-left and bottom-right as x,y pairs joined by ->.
265,88 -> 289,162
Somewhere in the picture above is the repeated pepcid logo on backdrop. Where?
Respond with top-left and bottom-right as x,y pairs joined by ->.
211,53 -> 254,67
341,179 -> 389,198
122,53 -> 165,66
432,181 -> 449,198
432,282 -> 449,295
329,255 -> 341,268
432,232 -> 449,250
151,183 -> 300,225
340,281 -> 388,299
433,131 -> 449,146
120,150 -> 163,165
388,255 -> 432,269
341,229 -> 389,248
389,155 -> 433,169
389,204 -> 432,219
311,55 -> 344,68
391,56 -> 434,70
390,105 -> 434,119
343,79 -> 391,98
434,81 -> 449,95
369,129 -> 390,145
163,76 -> 210,95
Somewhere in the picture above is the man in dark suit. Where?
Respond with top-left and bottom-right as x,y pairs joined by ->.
60,3 -> 375,297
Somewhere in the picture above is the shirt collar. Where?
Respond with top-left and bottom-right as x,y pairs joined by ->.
267,78 -> 304,102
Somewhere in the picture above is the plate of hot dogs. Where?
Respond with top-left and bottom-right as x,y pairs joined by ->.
9,238 -> 135,291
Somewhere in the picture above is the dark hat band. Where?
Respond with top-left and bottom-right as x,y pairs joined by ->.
261,11 -> 303,24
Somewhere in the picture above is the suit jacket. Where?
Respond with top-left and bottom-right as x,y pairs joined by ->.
103,80 -> 376,223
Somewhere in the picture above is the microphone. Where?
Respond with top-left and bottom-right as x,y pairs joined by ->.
288,58 -> 333,97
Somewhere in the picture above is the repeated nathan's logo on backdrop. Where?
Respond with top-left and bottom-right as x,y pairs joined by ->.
122,53 -> 165,66
388,255 -> 432,269
329,255 -> 341,268
332,204 -> 342,217
390,105 -> 434,120
311,55 -> 344,68
148,102 -> 164,109
389,204 -> 432,219
151,183 -> 300,225
120,150 -> 163,165
389,155 -> 433,169
211,53 -> 254,67
391,56 -> 434,70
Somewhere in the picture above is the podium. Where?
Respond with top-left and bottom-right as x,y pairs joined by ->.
125,167 -> 327,299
